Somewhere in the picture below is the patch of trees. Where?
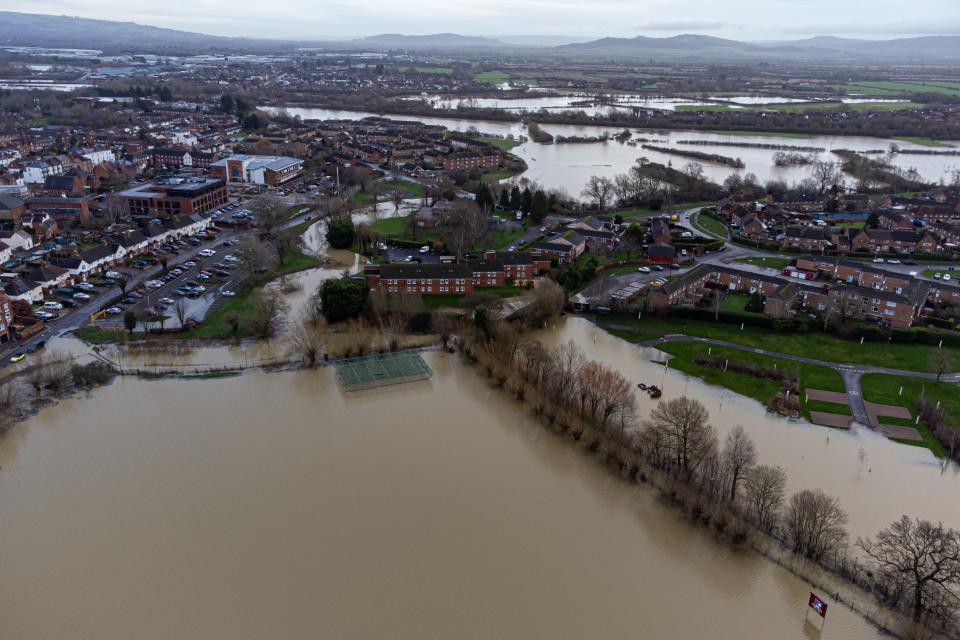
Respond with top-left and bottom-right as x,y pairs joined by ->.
677,140 -> 826,152
326,218 -> 356,250
641,144 -> 745,168
319,277 -> 369,323
772,151 -> 816,167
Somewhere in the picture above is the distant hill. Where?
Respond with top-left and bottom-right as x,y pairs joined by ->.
358,33 -> 505,48
0,11 -> 252,52
555,33 -> 960,62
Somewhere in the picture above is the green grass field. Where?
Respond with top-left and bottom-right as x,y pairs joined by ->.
397,66 -> 453,75
677,101 -> 925,114
692,213 -> 728,238
473,70 -> 513,85
708,130 -> 813,139
734,256 -> 792,270
860,374 -> 959,456
472,135 -> 522,151
894,137 -> 956,148
597,316 -> 959,373
653,341 -> 845,422
836,81 -> 960,97
420,285 -> 525,310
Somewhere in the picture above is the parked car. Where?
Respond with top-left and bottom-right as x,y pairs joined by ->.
670,264 -> 681,270
43,301 -> 63,310
158,297 -> 175,306
72,291 -> 91,300
199,249 -> 216,257
419,245 -> 430,254
74,282 -> 95,291
106,306 -> 123,315
34,310 -> 54,320
638,266 -> 651,273
944,274 -> 952,281
873,257 -> 885,263
652,265 -> 665,271
105,270 -> 122,278
222,290 -> 236,297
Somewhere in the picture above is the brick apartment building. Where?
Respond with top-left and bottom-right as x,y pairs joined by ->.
364,251 -> 550,295
117,177 -> 227,217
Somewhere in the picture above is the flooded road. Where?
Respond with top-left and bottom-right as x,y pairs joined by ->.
1,319 -> 955,637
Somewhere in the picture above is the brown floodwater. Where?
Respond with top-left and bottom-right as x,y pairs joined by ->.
0,318 -> 955,638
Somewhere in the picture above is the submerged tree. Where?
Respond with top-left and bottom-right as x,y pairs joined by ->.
858,516 -> 960,623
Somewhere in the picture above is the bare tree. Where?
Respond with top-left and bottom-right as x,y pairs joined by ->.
858,516 -> 960,623
580,175 -> 615,209
173,297 -> 191,328
390,186 -> 406,216
248,194 -> 287,238
743,464 -> 787,531
287,314 -> 326,366
25,351 -> 72,397
576,360 -> 636,434
443,200 -> 486,262
102,193 -> 128,225
722,425 -> 757,502
431,312 -> 458,349
931,348 -> 955,381
642,396 -> 718,482
369,291 -> 422,351
519,278 -> 566,328
785,489 -> 849,561
547,340 -> 585,402
811,160 -> 839,194
0,377 -> 23,432
236,237 -> 277,286
249,288 -> 289,339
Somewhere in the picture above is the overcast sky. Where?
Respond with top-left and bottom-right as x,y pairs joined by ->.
5,0 -> 960,41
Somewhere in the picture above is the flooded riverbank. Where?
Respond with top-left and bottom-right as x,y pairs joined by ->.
264,105 -> 960,192
0,348 -> 885,639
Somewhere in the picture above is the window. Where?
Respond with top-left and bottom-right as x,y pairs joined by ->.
886,301 -> 896,308
884,309 -> 895,316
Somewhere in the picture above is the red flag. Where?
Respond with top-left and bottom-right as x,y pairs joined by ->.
808,593 -> 828,618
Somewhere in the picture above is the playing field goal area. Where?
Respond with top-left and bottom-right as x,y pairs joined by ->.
333,351 -> 433,391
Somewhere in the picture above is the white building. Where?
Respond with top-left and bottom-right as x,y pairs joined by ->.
81,148 -> 115,165
22,161 -> 64,184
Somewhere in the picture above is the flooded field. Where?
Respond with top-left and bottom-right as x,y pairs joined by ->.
266,106 -> 960,192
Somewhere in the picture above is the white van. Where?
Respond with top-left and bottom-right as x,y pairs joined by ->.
43,301 -> 63,310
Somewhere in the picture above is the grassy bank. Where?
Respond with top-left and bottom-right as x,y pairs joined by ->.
652,341 -> 844,422
596,316 -> 958,373
692,212 -> 728,238
734,256 -> 792,270
472,135 -> 522,151
421,285 -> 525,311
894,136 -> 956,149
861,374 -> 958,456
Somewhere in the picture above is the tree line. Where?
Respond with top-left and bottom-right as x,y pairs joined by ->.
454,321 -> 960,634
